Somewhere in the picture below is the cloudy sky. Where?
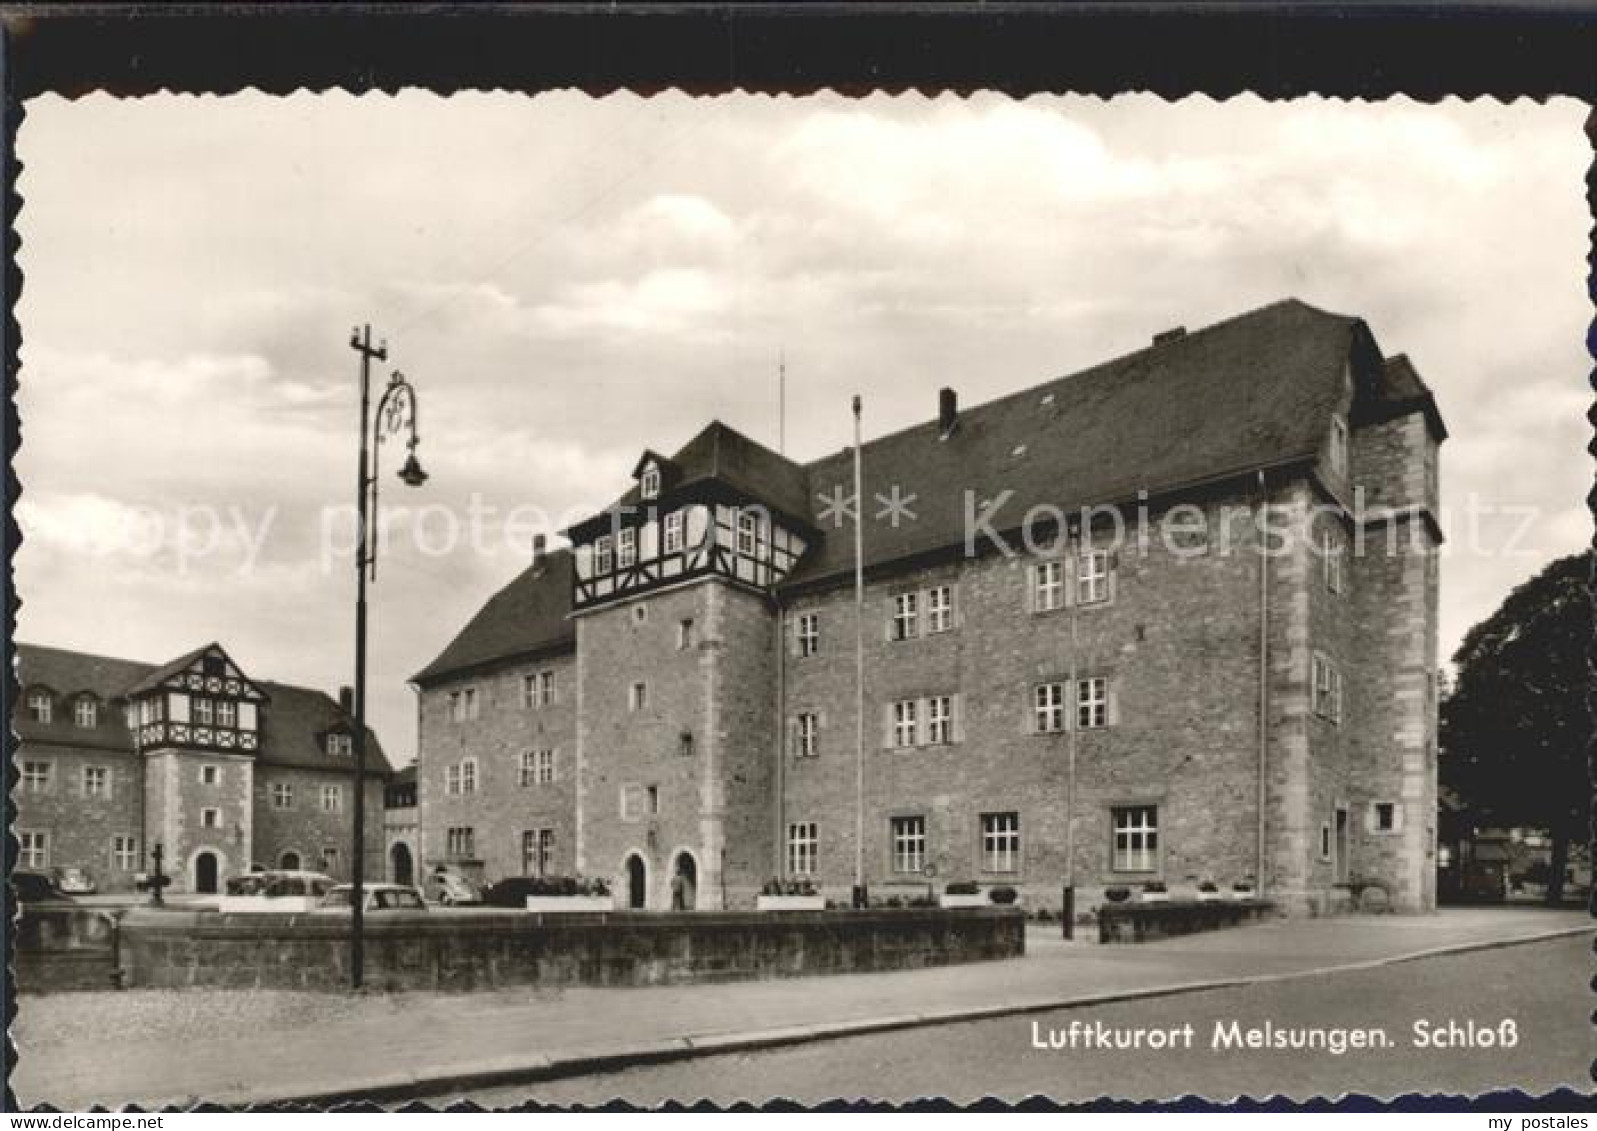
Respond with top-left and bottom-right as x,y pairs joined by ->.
15,93 -> 1589,762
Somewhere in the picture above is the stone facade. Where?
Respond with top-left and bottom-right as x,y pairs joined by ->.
13,643 -> 394,895
414,302 -> 1445,915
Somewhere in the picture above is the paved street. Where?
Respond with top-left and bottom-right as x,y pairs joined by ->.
11,908 -> 1588,1109
453,934 -> 1594,1107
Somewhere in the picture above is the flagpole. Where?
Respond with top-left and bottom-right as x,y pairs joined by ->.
852,394 -> 867,907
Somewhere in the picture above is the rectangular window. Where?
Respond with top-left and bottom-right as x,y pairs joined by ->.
321,785 -> 343,813
926,696 -> 953,745
517,751 -> 536,787
460,760 -> 477,794
663,510 -> 684,554
215,700 -> 236,728
322,847 -> 341,872
892,699 -> 918,748
26,692 -> 52,724
1034,683 -> 1066,734
111,835 -> 138,871
82,766 -> 110,799
200,765 -> 220,786
536,749 -> 556,785
19,830 -> 49,868
1312,654 -> 1343,723
1323,530 -> 1343,594
540,671 -> 554,706
446,764 -> 461,795
620,784 -> 643,822
629,682 -> 648,711
891,815 -> 926,874
1373,801 -> 1397,833
1077,550 -> 1111,605
74,699 -> 97,728
272,782 -> 294,809
21,760 -> 52,792
449,688 -> 479,722
522,828 -> 555,876
787,821 -> 818,876
1112,806 -> 1159,873
1033,560 -> 1064,612
326,733 -> 352,757
926,585 -> 954,633
201,808 -> 222,830
446,827 -> 476,859
618,526 -> 637,568
1077,677 -> 1108,730
981,812 -> 1020,873
647,785 -> 660,815
796,612 -> 820,657
521,674 -> 537,708
678,619 -> 695,650
796,713 -> 819,758
595,535 -> 614,574
1320,823 -> 1332,861
737,511 -> 759,555
641,466 -> 661,499
891,592 -> 919,641
193,697 -> 214,726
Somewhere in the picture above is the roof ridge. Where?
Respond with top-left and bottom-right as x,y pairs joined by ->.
801,297 -> 1350,471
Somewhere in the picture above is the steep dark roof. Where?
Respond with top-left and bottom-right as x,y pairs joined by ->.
411,549 -> 576,687
1370,353 -> 1447,441
786,298 -> 1362,586
13,642 -> 392,775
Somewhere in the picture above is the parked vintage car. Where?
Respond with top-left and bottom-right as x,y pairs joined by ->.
218,870 -> 336,913
51,866 -> 97,895
13,869 -> 74,904
425,869 -> 483,906
314,883 -> 428,913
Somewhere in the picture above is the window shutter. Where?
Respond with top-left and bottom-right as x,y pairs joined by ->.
1107,553 -> 1119,604
916,697 -> 929,746
882,703 -> 895,750
1063,556 -> 1076,608
786,716 -> 798,757
951,584 -> 963,629
788,615 -> 801,657
1391,802 -> 1405,833
1364,804 -> 1378,834
1024,565 -> 1036,613
1022,686 -> 1037,735
1107,679 -> 1121,727
951,694 -> 966,743
884,600 -> 896,642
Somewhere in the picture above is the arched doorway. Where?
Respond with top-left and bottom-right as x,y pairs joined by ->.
672,851 -> 698,911
279,851 -> 301,871
390,842 -> 414,887
194,851 -> 219,894
625,853 -> 647,909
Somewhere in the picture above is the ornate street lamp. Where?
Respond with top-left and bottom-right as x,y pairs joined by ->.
349,324 -> 428,990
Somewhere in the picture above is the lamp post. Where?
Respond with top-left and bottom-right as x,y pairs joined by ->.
349,324 -> 428,990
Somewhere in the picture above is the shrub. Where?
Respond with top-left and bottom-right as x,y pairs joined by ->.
908,893 -> 937,908
1033,907 -> 1055,923
486,875 -> 609,906
989,885 -> 1018,905
1142,881 -> 1167,893
945,880 -> 980,896
1197,881 -> 1219,893
762,878 -> 818,897
1232,881 -> 1255,892
1104,886 -> 1132,903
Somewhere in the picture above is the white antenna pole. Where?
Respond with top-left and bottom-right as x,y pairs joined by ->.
852,394 -> 866,901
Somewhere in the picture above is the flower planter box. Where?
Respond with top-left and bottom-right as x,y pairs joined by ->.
524,895 -> 615,913
938,893 -> 988,909
217,895 -> 322,914
755,894 -> 825,912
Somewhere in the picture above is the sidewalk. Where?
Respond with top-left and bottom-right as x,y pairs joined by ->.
12,907 -> 1589,1110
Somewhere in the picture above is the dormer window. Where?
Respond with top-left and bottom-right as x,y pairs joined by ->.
74,698 -> 97,729
327,733 -> 353,757
1329,415 -> 1349,477
26,691 -> 52,724
641,464 -> 661,500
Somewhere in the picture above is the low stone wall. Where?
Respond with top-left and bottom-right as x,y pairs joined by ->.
115,906 -> 1026,991
15,906 -> 123,992
1098,900 -> 1274,944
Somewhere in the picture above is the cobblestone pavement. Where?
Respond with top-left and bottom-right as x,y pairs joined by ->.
11,907 -> 1588,1110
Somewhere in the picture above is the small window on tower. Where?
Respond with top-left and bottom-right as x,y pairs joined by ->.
641,465 -> 661,500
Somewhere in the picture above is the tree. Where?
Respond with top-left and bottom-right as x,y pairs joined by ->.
1440,550 -> 1590,903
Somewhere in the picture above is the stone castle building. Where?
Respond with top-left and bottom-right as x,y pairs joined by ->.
413,299 -> 1445,914
12,642 -> 391,894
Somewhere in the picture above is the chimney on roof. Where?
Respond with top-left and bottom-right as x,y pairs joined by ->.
338,686 -> 353,714
1153,326 -> 1187,347
938,387 -> 958,438
531,533 -> 547,571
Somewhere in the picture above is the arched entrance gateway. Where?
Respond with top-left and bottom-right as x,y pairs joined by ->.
390,842 -> 414,887
194,851 -> 219,894
671,851 -> 698,911
624,853 -> 647,909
